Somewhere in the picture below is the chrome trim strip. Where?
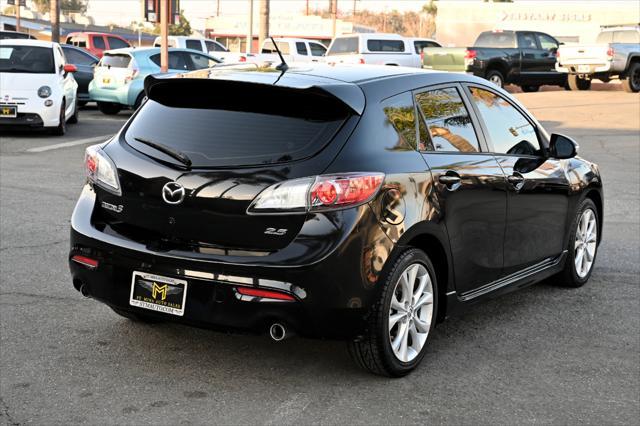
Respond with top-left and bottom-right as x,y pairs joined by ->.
459,251 -> 567,302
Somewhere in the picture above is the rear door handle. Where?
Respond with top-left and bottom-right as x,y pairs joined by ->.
507,173 -> 525,189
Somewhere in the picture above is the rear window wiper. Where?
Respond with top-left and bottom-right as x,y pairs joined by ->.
133,137 -> 192,168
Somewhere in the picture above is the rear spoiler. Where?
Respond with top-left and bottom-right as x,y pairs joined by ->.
143,74 -> 365,116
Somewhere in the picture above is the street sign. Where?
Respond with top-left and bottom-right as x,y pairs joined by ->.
145,0 -> 180,25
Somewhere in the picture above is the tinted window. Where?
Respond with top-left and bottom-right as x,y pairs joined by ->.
413,40 -> 440,54
92,36 -> 105,49
108,37 -> 129,49
125,96 -> 347,168
62,47 -> 96,65
537,34 -> 558,50
99,53 -> 131,68
327,37 -> 359,55
613,30 -> 640,43
205,40 -> 226,52
367,39 -> 405,52
188,52 -> 219,70
474,32 -> 516,48
382,93 -> 418,151
415,87 -> 480,153
309,42 -> 327,56
517,33 -> 538,49
150,52 -> 190,70
0,45 -> 55,73
468,87 -> 542,156
296,42 -> 308,55
186,39 -> 203,51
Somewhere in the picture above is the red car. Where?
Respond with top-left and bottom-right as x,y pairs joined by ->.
64,32 -> 131,58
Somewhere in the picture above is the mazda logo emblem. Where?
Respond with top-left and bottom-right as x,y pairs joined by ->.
162,182 -> 185,205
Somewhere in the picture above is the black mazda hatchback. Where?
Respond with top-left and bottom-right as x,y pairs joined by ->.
69,64 -> 603,376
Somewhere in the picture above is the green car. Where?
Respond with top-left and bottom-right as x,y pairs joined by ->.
89,47 -> 221,115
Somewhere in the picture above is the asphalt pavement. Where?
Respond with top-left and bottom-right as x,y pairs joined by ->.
1,90 -> 639,425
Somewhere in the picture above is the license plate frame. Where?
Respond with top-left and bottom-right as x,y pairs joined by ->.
577,64 -> 591,73
129,271 -> 188,316
0,105 -> 17,118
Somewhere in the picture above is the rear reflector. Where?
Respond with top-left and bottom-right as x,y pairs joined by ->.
236,286 -> 296,301
71,255 -> 99,269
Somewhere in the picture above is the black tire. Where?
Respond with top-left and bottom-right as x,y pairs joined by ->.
621,62 -> 640,93
348,248 -> 438,377
567,74 -> 591,91
78,100 -> 88,107
51,101 -> 66,136
485,69 -> 505,88
97,101 -> 122,115
133,93 -> 147,111
521,85 -> 540,93
111,307 -> 162,323
68,97 -> 79,124
554,198 -> 599,288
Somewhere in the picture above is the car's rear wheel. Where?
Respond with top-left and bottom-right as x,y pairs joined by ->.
567,74 -> 591,91
97,101 -> 122,115
521,85 -> 540,92
555,198 -> 599,287
348,248 -> 438,377
486,69 -> 505,88
51,101 -> 66,136
111,307 -> 161,323
621,62 -> 640,93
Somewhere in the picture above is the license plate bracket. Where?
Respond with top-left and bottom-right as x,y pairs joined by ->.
129,271 -> 188,316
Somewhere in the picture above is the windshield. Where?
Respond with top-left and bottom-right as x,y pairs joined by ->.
0,45 -> 55,73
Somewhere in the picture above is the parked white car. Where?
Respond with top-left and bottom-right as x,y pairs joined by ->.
153,36 -> 249,63
325,33 -> 437,67
0,39 -> 78,135
258,38 -> 327,63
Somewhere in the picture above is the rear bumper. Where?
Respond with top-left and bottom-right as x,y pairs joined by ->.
69,185 -> 395,339
89,82 -> 132,106
556,62 -> 613,75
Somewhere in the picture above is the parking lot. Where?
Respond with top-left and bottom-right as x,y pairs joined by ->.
1,88 -> 638,424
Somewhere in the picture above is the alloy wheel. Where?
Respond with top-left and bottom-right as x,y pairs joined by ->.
632,68 -> 640,90
574,208 -> 597,278
388,263 -> 434,363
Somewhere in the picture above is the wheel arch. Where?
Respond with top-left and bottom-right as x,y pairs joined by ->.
485,60 -> 509,79
584,188 -> 603,244
624,53 -> 640,74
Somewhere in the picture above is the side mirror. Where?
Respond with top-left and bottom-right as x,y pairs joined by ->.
63,64 -> 78,73
549,133 -> 578,159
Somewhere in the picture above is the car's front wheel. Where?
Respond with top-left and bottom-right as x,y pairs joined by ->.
556,198 -> 599,287
51,101 -> 66,136
348,248 -> 438,377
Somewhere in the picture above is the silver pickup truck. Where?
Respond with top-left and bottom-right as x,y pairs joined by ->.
556,25 -> 640,92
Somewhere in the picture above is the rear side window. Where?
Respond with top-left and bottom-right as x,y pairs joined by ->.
367,39 -> 405,52
382,93 -> 418,151
517,33 -> 538,49
108,37 -> 129,49
125,83 -> 351,167
92,36 -> 106,50
468,87 -> 542,156
613,30 -> 640,43
296,42 -> 308,55
186,39 -> 203,51
99,53 -> 131,68
327,37 -> 359,55
415,87 -> 480,153
474,32 -> 516,48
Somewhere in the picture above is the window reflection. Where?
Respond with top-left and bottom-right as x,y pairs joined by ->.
469,87 -> 543,156
415,88 -> 480,153
382,93 -> 418,151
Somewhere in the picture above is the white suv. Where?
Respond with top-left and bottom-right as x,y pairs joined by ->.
0,39 -> 79,135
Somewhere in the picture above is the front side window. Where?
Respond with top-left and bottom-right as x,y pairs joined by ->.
367,39 -> 405,52
309,42 -> 327,56
92,36 -> 106,50
537,34 -> 558,50
188,53 -> 219,70
0,45 -> 55,73
415,87 -> 480,153
468,87 -> 542,156
413,40 -> 440,54
517,32 -> 538,49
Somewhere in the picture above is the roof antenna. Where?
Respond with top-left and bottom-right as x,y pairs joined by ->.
270,36 -> 289,72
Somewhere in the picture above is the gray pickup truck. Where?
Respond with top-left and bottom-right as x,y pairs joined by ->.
556,25 -> 640,92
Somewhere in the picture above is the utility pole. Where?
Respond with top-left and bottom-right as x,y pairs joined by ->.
15,1 -> 20,33
331,0 -> 337,38
306,0 -> 309,16
216,0 -> 220,16
50,0 -> 60,42
160,0 -> 169,72
353,0 -> 357,17
246,0 -> 254,54
258,0 -> 269,50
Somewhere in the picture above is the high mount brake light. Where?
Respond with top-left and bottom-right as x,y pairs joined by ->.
247,173 -> 385,214
85,144 -> 121,195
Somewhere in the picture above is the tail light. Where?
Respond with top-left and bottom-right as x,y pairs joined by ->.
71,255 -> 99,269
239,55 -> 247,62
247,173 -> 385,214
124,67 -> 139,84
85,144 -> 121,195
464,49 -> 477,60
606,47 -> 614,59
358,57 -> 365,64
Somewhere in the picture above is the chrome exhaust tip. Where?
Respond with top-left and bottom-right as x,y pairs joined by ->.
79,283 -> 90,298
269,322 -> 288,342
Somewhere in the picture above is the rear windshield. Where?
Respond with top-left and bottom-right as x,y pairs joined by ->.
613,30 -> 640,43
474,32 -> 516,48
99,53 -> 131,68
327,37 -> 359,55
0,45 -> 55,73
367,39 -> 405,52
124,83 -> 350,168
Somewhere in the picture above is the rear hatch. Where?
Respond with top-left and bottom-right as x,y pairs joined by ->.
422,47 -> 467,72
96,73 -> 362,253
93,52 -> 134,89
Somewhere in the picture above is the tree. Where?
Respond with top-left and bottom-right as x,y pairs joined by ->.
152,10 -> 192,36
32,0 -> 87,14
